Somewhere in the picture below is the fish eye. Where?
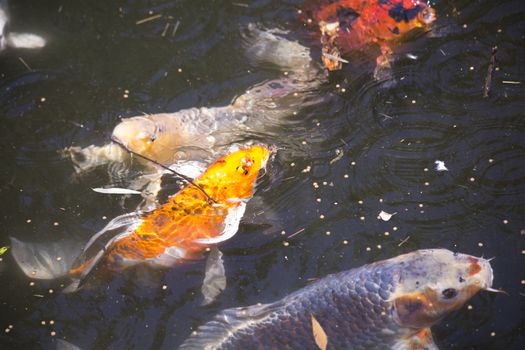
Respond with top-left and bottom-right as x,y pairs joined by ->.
442,288 -> 458,299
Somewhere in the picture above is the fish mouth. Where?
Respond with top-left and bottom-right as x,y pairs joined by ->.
478,257 -> 495,291
418,7 -> 437,25
111,134 -> 128,150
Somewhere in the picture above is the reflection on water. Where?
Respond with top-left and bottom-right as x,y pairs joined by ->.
0,0 -> 524,349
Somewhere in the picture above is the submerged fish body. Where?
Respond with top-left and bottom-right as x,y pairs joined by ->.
181,249 -> 493,349
303,0 -> 437,71
12,146 -> 273,290
67,25 -> 323,172
110,77 -> 295,167
64,25 -> 323,209
0,0 -> 46,51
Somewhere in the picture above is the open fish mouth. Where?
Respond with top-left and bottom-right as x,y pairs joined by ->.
418,7 -> 437,25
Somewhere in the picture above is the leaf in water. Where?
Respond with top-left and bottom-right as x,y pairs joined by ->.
378,210 -> 397,221
311,314 -> 328,350
201,247 -> 226,306
92,187 -> 142,195
0,246 -> 9,255
434,160 -> 448,172
329,149 -> 344,164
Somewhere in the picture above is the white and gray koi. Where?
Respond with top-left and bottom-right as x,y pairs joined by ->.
181,249 -> 494,350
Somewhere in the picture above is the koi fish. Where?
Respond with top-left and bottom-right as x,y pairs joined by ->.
0,0 -> 46,51
302,0 -> 437,73
11,145 -> 273,292
181,249 -> 495,349
63,25 -> 324,208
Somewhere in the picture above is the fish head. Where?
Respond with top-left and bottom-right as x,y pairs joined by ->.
379,0 -> 437,37
111,116 -> 166,160
391,249 -> 493,329
205,145 -> 272,201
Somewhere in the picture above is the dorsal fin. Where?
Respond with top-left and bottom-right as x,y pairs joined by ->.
179,301 -> 285,349
64,214 -> 142,292
71,212 -> 142,271
80,212 -> 142,255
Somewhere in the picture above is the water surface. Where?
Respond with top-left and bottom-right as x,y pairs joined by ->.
0,0 -> 524,349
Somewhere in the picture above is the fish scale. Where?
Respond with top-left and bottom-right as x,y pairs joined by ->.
180,249 -> 494,349
184,263 -> 400,349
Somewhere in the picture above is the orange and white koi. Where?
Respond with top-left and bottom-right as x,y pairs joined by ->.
302,0 -> 437,71
11,145 -> 273,291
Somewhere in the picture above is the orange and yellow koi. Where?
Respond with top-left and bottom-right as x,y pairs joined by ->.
302,0 -> 437,70
11,145 -> 273,290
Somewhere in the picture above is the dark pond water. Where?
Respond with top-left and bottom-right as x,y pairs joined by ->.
1,0 -> 524,349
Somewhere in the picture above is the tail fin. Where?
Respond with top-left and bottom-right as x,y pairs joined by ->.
6,32 -> 46,49
234,24 -> 326,117
10,237 -> 82,280
241,24 -> 322,81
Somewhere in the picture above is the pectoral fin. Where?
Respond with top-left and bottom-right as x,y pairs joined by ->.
393,328 -> 438,350
201,247 -> 226,306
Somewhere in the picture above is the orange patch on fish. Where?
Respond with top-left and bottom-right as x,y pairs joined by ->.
394,290 -> 437,328
394,283 -> 484,329
467,257 -> 481,276
302,0 -> 437,70
70,145 -> 272,276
